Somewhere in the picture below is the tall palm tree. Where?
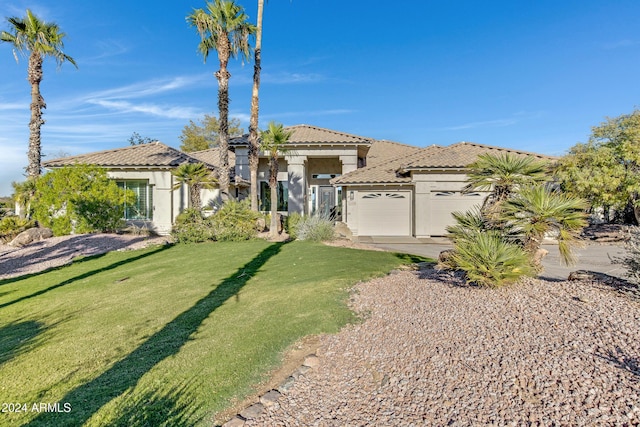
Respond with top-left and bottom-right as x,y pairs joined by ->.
501,185 -> 588,266
260,122 -> 292,237
187,0 -> 255,203
1,9 -> 77,179
248,0 -> 264,211
171,163 -> 218,209
464,152 -> 549,213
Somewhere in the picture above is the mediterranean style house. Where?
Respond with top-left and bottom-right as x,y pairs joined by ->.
42,124 -> 549,237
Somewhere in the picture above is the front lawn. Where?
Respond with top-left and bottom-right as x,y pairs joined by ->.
0,240 -> 422,426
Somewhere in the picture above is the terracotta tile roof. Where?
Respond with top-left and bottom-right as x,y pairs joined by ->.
334,142 -> 553,185
190,147 -> 242,182
400,142 -> 554,170
42,142 -> 213,169
365,140 -> 422,167
189,147 -> 236,169
332,145 -> 443,185
230,124 -> 374,146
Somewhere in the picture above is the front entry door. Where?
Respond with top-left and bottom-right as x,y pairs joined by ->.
318,186 -> 335,218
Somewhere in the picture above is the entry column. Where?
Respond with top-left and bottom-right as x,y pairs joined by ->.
286,155 -> 307,215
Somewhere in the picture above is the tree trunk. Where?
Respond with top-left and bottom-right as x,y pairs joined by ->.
27,51 -> 45,178
216,37 -> 232,203
248,0 -> 264,212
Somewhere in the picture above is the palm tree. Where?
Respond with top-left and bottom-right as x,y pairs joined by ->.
501,185 -> 588,267
1,9 -> 77,179
171,163 -> 218,209
465,152 -> 549,213
248,0 -> 264,211
187,0 -> 255,203
260,122 -> 293,237
12,179 -> 38,219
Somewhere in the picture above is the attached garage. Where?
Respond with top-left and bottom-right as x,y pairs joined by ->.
428,191 -> 485,236
356,191 -> 412,236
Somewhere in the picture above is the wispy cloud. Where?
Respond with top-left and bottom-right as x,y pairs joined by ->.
84,75 -> 211,101
86,99 -> 202,119
80,40 -> 131,64
264,109 -> 355,120
442,118 -> 518,131
262,72 -> 326,84
0,101 -> 27,111
439,111 -> 543,131
601,39 -> 640,50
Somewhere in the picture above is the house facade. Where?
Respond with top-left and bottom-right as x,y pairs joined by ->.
42,142 -> 239,235
42,124 -> 550,238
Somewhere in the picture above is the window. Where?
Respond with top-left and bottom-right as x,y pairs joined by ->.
117,180 -> 153,220
260,181 -> 288,211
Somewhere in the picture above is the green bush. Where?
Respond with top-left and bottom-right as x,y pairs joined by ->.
0,216 -> 35,243
31,165 -> 134,236
171,208 -> 214,244
612,226 -> 640,286
285,212 -> 303,239
295,215 -> 335,242
451,231 -> 534,287
211,200 -> 260,241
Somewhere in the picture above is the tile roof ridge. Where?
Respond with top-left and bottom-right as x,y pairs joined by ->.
44,141 -> 172,163
448,141 -> 554,159
285,124 -> 374,141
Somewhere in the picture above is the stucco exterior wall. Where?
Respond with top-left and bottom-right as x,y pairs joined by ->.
107,169 -> 182,235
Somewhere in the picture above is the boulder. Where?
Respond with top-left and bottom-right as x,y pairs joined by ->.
8,227 -> 53,247
437,249 -> 456,269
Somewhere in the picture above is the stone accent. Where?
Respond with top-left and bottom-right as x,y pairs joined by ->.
222,416 -> 246,427
8,227 -> 53,247
239,403 -> 264,420
220,353 -> 320,425
259,390 -> 282,408
302,354 -> 319,369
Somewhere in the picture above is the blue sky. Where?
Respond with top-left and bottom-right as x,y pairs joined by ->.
1,1 -> 639,196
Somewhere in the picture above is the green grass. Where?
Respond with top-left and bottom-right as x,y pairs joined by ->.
0,240 -> 424,426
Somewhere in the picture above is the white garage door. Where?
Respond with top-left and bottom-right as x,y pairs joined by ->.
357,191 -> 411,236
429,191 -> 485,236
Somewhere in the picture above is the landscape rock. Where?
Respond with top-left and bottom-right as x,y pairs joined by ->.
222,416 -> 245,427
8,227 -> 53,247
302,354 -> 319,369
244,269 -> 640,426
259,390 -> 282,407
239,403 -> 264,420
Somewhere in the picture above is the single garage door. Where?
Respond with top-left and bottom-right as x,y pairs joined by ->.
357,191 -> 411,236
429,191 -> 485,235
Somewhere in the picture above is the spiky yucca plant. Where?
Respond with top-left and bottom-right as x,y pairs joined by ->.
501,185 -> 588,266
451,231 -> 535,287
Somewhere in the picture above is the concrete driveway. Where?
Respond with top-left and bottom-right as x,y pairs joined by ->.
369,241 -> 628,281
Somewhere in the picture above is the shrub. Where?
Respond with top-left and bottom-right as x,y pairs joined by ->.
0,216 -> 35,243
612,226 -> 640,286
210,200 -> 260,241
171,208 -> 214,244
295,215 -> 335,242
31,165 -> 134,235
451,231 -> 535,287
285,212 -> 303,239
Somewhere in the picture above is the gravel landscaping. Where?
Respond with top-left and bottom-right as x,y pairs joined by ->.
0,233 -> 169,279
244,268 -> 640,426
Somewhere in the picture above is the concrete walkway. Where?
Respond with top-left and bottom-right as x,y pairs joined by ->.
368,241 -> 628,281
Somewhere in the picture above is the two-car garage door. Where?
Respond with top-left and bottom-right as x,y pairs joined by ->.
357,191 -> 411,236
355,189 -> 485,237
